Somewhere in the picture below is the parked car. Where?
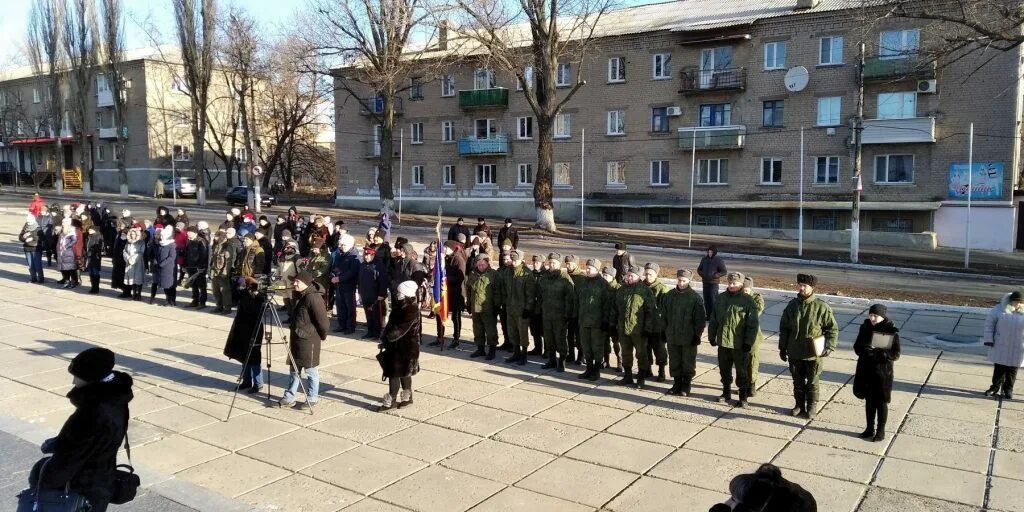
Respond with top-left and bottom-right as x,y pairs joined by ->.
224,186 -> 276,207
163,177 -> 197,198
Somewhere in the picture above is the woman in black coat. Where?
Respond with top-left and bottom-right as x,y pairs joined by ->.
111,230 -> 129,297
378,280 -> 421,411
709,463 -> 816,512
224,279 -> 266,392
154,226 -> 179,306
853,304 -> 901,442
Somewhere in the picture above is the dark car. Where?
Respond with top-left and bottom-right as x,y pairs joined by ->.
224,186 -> 276,207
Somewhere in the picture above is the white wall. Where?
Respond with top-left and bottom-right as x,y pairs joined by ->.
934,203 -> 1017,252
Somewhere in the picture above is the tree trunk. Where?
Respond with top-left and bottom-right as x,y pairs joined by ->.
534,116 -> 557,232
193,125 -> 206,205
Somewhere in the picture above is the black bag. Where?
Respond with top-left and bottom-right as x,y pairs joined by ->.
16,458 -> 89,512
110,433 -> 140,505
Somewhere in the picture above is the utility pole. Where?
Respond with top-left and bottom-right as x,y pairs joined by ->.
850,42 -> 865,263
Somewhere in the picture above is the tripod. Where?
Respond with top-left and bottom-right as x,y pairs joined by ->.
226,288 -> 315,421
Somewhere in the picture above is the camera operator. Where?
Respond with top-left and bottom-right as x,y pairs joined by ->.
224,277 -> 266,393
280,271 -> 328,409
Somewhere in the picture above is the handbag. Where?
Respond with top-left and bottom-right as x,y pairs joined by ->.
110,432 -> 140,505
16,458 -> 89,512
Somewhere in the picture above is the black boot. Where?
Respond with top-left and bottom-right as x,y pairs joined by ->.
668,377 -> 683,396
790,390 -> 806,417
618,369 -> 634,386
517,350 -> 528,366
133,285 -> 142,301
541,354 -> 557,370
117,287 -> 132,298
88,276 -> 100,294
505,347 -> 521,364
656,364 -> 666,383
470,346 -> 486,358
873,403 -> 888,442
734,388 -> 748,408
643,366 -> 654,379
498,341 -> 514,352
860,402 -> 876,439
636,373 -> 645,390
613,346 -> 622,373
587,359 -> 600,381
984,385 -> 999,396
565,346 -> 577,366
681,377 -> 692,397
805,392 -> 819,420
485,345 -> 497,361
717,385 -> 732,404
578,360 -> 593,380
556,355 -> 565,373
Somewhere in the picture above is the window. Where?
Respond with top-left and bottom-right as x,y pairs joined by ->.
651,107 -> 669,133
877,92 -> 916,119
764,42 -> 787,70
474,118 -> 495,139
699,47 -> 734,90
607,161 -> 626,187
96,144 -> 105,162
410,77 -> 423,100
816,97 -> 842,126
813,213 -> 839,231
171,76 -> 187,93
554,162 -> 571,186
411,165 -> 424,187
762,100 -> 784,128
441,74 -> 455,97
474,68 -> 495,90
372,166 -> 380,189
607,111 -> 625,135
443,165 -> 456,187
174,112 -> 189,126
819,36 -> 843,65
517,117 -> 533,139
556,63 -> 571,87
236,147 -> 250,163
650,160 -> 670,186
815,156 -> 840,184
517,163 -> 533,186
696,214 -> 727,226
442,121 -> 455,142
699,103 -> 731,127
875,154 -> 914,183
698,159 -> 728,184
758,215 -> 782,229
411,122 -> 423,144
475,164 -> 496,186
554,113 -> 571,138
113,142 -> 125,161
96,74 -> 109,93
652,53 -> 672,79
760,158 -> 783,185
649,212 -> 670,224
608,57 -> 625,82
604,210 -> 624,222
872,217 -> 913,233
880,29 -> 920,59
32,88 -> 40,104
517,66 -> 533,91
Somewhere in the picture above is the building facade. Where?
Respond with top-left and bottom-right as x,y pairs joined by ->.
334,0 -> 1024,251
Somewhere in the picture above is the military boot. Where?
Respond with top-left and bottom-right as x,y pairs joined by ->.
790,390 -> 806,417
636,374 -> 645,390
681,377 -> 692,397
498,341 -> 514,352
668,377 -> 683,395
717,385 -> 732,404
541,354 -> 557,370
470,346 -> 486,358
505,347 -> 521,364
89,275 -> 100,294
587,359 -> 601,381
556,355 -> 566,373
517,350 -> 528,366
805,392 -> 818,420
578,360 -> 593,380
613,346 -> 622,373
485,345 -> 497,361
734,388 -> 748,408
656,364 -> 666,383
618,369 -> 634,386
528,345 -> 543,356
748,385 -> 758,398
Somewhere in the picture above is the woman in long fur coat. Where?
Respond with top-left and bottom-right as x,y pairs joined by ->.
377,280 -> 421,411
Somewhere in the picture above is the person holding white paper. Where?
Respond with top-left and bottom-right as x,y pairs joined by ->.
853,304 -> 901,442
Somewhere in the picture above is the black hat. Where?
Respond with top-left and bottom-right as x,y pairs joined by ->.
677,269 -> 693,279
644,262 -> 660,274
504,217 -> 512,224
295,271 -> 314,286
869,304 -> 888,317
395,237 -> 409,249
457,217 -> 464,222
1010,291 -> 1023,302
615,242 -> 626,251
797,273 -> 819,287
68,347 -> 116,383
477,217 -> 485,221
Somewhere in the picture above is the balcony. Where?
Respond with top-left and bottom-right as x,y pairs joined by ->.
363,139 -> 400,159
679,67 -> 746,94
863,57 -> 936,81
861,117 -> 935,144
458,135 -> 508,156
97,89 -> 114,107
98,126 -> 126,140
677,125 -> 746,150
458,88 -> 509,109
358,97 -> 403,116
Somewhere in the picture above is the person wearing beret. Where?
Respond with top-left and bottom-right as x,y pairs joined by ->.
854,304 -> 901,442
663,269 -> 706,396
709,272 -> 760,407
779,273 -> 839,418
536,252 -> 577,371
29,348 -> 133,511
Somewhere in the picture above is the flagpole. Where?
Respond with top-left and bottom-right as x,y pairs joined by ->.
965,122 -> 973,269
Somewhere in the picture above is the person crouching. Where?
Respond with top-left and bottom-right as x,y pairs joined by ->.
378,280 -> 421,411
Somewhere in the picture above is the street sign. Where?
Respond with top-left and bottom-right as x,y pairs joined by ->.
252,165 -> 263,176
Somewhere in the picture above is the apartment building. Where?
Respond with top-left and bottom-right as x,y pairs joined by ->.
334,0 -> 1024,251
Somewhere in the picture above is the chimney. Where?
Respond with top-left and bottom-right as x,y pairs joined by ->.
438,21 -> 449,51
795,0 -> 819,9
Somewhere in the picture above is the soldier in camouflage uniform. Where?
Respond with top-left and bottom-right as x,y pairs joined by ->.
564,255 -> 585,365
643,262 -> 669,382
779,273 -> 839,419
466,254 -> 500,360
663,269 -> 706,396
709,272 -> 760,407
527,255 -> 545,357
610,266 -> 656,389
575,258 -> 612,381
536,253 -> 576,372
601,267 -> 622,372
500,250 -> 535,366
743,276 -> 765,396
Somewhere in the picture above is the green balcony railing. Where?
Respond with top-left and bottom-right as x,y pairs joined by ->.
458,88 -> 509,109
863,57 -> 936,81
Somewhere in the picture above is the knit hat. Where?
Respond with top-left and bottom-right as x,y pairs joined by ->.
564,254 -> 577,263
644,262 -> 660,274
602,266 -> 617,278
68,347 -> 116,383
396,280 -> 419,300
677,269 -> 693,279
727,271 -> 745,283
743,277 -> 754,290
797,273 -> 819,287
615,242 -> 626,250
295,271 -> 314,286
547,252 -> 561,261
225,227 -> 237,238
869,304 -> 888,317
585,258 -> 601,269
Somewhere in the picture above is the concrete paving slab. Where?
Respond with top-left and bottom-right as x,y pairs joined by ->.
606,412 -> 704,447
239,428 -> 358,472
873,458 -> 985,507
900,413 -> 993,447
300,445 -> 427,495
130,434 -> 230,475
341,498 -> 414,512
773,441 -> 881,484
564,432 -> 674,473
606,476 -> 727,512
472,387 -> 566,416
369,423 -> 481,463
492,417 -> 596,455
468,486 -> 592,512
887,433 -> 991,474
425,403 -> 525,437
239,474 -> 362,512
310,409 -> 416,444
439,439 -> 554,485
419,376 -> 507,403
516,457 -> 636,508
184,412 -> 298,451
987,476 -> 1024,512
647,448 -> 757,492
373,465 -> 504,512
997,425 -> 1024,453
855,485 -> 979,512
993,449 -> 1024,481
684,425 -> 788,463
176,453 -> 290,498
535,399 -> 632,431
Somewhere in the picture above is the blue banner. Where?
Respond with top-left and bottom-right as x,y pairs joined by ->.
948,162 -> 1004,200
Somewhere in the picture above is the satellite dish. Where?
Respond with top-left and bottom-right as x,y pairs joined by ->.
784,66 -> 809,92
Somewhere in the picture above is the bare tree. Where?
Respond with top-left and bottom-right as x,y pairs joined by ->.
99,0 -> 129,196
64,0 -> 98,193
172,0 -> 217,204
217,8 -> 261,193
26,0 -> 66,193
450,0 -> 611,231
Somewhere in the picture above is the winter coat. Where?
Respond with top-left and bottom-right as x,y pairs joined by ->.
984,294 -> 1024,367
379,296 -> 421,379
377,213 -> 392,243
697,250 -> 728,284
299,252 -> 330,289
536,269 -> 577,319
19,221 -> 42,252
447,223 -> 472,242
211,240 -> 236,279
500,263 -> 536,316
779,294 -> 839,361
853,319 -> 901,403
57,229 -> 79,271
123,239 -> 146,285
111,236 -> 127,289
474,222 -> 492,242
663,286 -> 706,346
611,282 -> 655,336
224,291 -> 266,366
85,232 -> 103,271
240,246 -> 267,278
446,251 -> 467,311
392,254 -> 428,292
646,279 -> 670,333
358,260 -> 388,305
289,282 -> 329,368
465,267 -> 498,315
709,290 -> 760,350
711,465 -> 817,512
277,246 -> 299,286
184,239 -> 209,271
154,241 -> 177,289
332,248 -> 361,290
258,237 -> 274,274
576,275 -> 613,329
36,372 -> 133,505
612,252 -> 637,283
749,291 -> 766,346
174,231 -> 188,266
497,225 -> 519,249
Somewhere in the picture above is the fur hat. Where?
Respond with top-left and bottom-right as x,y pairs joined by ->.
602,266 -> 617,278
68,347 -> 116,383
512,250 -> 524,262
644,262 -> 660,274
564,254 -> 577,263
743,277 -> 754,290
585,258 -> 601,269
677,269 -> 693,279
727,271 -> 745,283
547,252 -> 561,261
339,234 -> 356,249
532,254 -> 543,263
869,304 -> 888,317
797,273 -> 819,287
456,233 -> 467,244
615,242 -> 626,250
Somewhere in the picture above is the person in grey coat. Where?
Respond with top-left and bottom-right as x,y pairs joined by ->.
123,226 -> 147,301
984,291 -> 1024,400
154,226 -> 179,306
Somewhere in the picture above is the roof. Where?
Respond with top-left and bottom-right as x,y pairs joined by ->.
0,46 -> 180,83
584,199 -> 941,211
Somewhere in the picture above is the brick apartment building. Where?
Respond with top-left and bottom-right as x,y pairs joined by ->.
333,0 -> 1024,251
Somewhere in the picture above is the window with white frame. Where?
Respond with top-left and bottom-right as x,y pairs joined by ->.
442,121 -> 455,142
765,41 -> 786,70
517,117 -> 533,139
651,107 -> 669,133
650,160 -> 669,186
475,118 -> 495,139
874,154 -> 914,183
554,162 -> 571,186
607,111 -> 625,135
411,122 -> 423,144
815,156 -> 840,184
760,158 -> 783,185
236,147 -> 250,163
816,96 -> 842,126
877,92 -> 916,119
443,165 -> 455,187
475,164 -> 497,186
879,29 -> 920,59
652,53 -> 672,79
96,144 -> 105,162
556,62 -> 572,87
554,113 -> 571,138
698,159 -> 728,184
96,74 -> 109,93
608,57 -> 625,82
411,165 -> 424,187
441,74 -> 455,97
607,161 -> 626,187
474,68 -> 495,89
171,76 -> 187,93
819,36 -> 843,65
410,77 -> 423,100
32,88 -> 40,104
517,66 -> 533,91
517,163 -> 533,186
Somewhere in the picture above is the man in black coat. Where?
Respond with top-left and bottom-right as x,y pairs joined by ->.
497,218 -> 518,249
224,278 -> 266,393
184,227 -> 209,308
447,217 -> 472,242
332,234 -> 360,334
281,272 -> 329,408
391,243 -> 427,298
698,245 -> 728,318
611,242 -> 636,285
474,217 -> 492,243
358,247 -> 388,339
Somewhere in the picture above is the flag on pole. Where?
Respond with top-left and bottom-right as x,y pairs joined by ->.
432,207 -> 448,318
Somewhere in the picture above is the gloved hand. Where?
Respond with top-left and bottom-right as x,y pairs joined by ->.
779,350 -> 788,362
40,437 -> 56,454
709,338 -> 718,347
377,342 -> 385,350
